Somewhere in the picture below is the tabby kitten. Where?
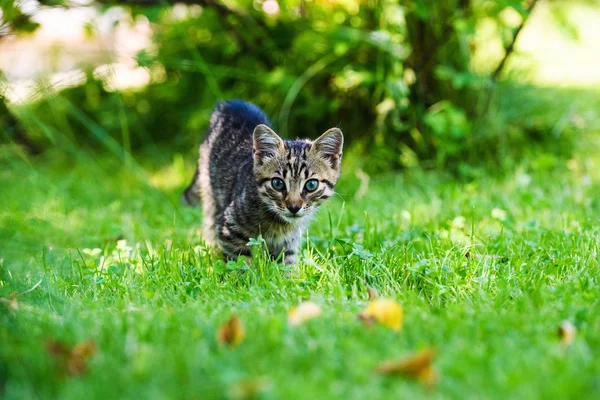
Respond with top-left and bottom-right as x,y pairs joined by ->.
182,100 -> 343,265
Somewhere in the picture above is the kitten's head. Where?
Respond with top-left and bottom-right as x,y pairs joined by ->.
253,124 -> 343,224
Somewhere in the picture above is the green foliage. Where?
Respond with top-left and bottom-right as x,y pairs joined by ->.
0,0 -> 593,171
0,0 -> 40,34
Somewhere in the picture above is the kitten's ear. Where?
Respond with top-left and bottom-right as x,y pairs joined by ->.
313,128 -> 343,169
253,124 -> 284,162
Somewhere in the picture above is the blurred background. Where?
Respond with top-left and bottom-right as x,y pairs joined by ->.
1,0 -> 599,176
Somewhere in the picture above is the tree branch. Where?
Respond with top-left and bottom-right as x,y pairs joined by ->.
475,0 -> 540,125
104,0 -> 233,15
491,0 -> 540,81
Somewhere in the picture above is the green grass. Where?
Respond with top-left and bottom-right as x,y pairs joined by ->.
2,1 -> 600,396
2,136 -> 600,399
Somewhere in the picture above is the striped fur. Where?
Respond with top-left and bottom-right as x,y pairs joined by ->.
182,100 -> 343,265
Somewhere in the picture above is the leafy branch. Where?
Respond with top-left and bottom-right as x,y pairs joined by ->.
491,0 -> 541,81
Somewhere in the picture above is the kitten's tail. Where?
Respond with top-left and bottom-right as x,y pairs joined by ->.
181,167 -> 202,207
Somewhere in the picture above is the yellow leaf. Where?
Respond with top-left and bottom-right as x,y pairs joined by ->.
227,376 -> 271,400
217,315 -> 246,348
375,348 -> 437,385
358,299 -> 403,331
288,302 -> 322,326
558,320 -> 576,348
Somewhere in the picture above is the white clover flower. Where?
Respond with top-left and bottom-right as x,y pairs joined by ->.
491,208 -> 507,221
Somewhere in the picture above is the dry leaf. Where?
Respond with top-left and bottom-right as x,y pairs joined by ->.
288,302 -> 322,326
558,320 -> 576,348
375,348 -> 437,385
358,298 -> 403,331
45,339 -> 97,376
367,287 -> 378,300
217,315 -> 246,347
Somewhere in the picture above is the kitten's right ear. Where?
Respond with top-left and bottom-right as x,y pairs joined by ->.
253,124 -> 284,163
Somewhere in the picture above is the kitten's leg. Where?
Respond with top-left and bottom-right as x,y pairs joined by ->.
268,238 -> 299,266
219,223 -> 251,262
198,142 -> 217,246
283,235 -> 301,266
283,249 -> 297,266
282,243 -> 301,279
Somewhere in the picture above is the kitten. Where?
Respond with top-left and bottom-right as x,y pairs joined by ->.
182,100 -> 343,265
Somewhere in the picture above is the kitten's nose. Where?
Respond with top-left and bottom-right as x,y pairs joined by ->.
287,204 -> 301,214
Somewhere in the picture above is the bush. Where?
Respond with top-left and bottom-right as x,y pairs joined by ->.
1,0 -> 586,171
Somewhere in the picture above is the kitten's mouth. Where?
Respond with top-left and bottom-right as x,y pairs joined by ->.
279,212 -> 304,223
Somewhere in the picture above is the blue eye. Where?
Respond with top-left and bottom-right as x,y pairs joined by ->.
305,179 -> 319,192
271,178 -> 285,191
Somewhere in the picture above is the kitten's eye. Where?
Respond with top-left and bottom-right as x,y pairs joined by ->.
271,178 -> 286,191
304,179 -> 319,192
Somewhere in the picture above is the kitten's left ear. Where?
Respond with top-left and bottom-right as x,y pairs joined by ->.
313,128 -> 343,169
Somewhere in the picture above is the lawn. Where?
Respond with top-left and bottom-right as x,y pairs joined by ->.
2,106 -> 600,399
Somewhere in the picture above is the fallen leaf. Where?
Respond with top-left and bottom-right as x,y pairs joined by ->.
45,339 -> 97,376
227,376 -> 271,400
217,315 -> 246,347
358,298 -> 403,331
375,348 -> 437,385
558,320 -> 576,348
288,302 -> 322,326
367,287 -> 378,300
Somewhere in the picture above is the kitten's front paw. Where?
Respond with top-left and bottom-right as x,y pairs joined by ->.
284,251 -> 297,266
283,251 -> 300,279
